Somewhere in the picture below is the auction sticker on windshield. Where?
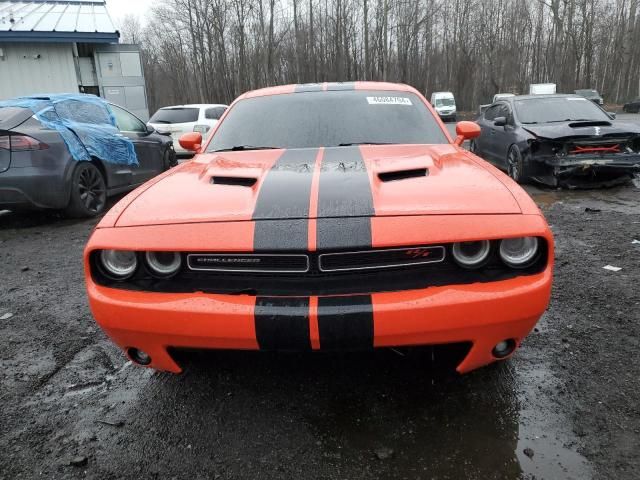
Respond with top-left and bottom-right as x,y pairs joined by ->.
367,96 -> 413,105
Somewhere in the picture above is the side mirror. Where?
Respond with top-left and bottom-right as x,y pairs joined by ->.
454,121 -> 481,146
146,124 -> 155,134
494,116 -> 507,127
607,112 -> 616,119
179,132 -> 203,153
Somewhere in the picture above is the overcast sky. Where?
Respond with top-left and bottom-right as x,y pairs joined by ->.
106,0 -> 156,27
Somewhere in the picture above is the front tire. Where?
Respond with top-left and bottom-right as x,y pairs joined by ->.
163,146 -> 177,170
64,162 -> 107,218
506,145 -> 530,183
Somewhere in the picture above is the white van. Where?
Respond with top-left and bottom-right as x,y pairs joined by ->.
430,92 -> 457,121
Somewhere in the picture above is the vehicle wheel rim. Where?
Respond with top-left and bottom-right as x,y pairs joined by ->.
78,166 -> 106,213
508,150 -> 519,180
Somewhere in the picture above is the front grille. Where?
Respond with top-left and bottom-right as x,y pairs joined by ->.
187,253 -> 309,273
319,246 -> 445,272
90,240 -> 548,296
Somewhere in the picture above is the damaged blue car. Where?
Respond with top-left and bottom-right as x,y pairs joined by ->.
0,94 -> 175,217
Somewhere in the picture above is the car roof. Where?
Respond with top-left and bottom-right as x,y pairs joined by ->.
159,104 -> 228,109
506,93 -> 584,102
240,82 -> 419,99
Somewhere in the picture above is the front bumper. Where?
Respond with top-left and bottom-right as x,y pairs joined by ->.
437,111 -> 457,120
532,156 -> 640,188
87,267 -> 552,374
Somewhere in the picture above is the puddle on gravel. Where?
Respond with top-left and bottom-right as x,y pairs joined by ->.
296,348 -> 593,479
516,363 -> 592,479
24,346 -> 592,479
527,184 -> 640,215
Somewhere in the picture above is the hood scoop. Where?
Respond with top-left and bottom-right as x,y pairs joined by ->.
378,167 -> 429,182
211,176 -> 257,187
568,121 -> 611,128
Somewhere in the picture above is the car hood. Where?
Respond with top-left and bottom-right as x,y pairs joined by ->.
115,145 -> 521,227
523,121 -> 640,140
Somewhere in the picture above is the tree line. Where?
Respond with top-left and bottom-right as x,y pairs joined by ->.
119,0 -> 640,113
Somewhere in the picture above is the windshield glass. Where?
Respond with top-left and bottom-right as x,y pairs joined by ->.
149,107 -> 199,124
515,97 -> 609,124
207,90 -> 448,151
435,98 -> 455,107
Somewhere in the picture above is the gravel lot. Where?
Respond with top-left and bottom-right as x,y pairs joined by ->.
1,118 -> 639,479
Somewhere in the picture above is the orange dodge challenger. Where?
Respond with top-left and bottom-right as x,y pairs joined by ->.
84,82 -> 553,374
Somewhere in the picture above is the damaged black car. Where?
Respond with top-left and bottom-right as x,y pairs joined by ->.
471,94 -> 640,188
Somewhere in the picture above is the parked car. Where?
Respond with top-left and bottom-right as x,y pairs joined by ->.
471,94 -> 640,188
430,91 -> 456,121
575,89 -> 604,105
85,82 -> 553,375
529,83 -> 556,95
0,95 -> 175,217
623,98 -> 640,113
148,104 -> 228,156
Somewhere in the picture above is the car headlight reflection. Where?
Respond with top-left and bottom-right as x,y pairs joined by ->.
499,237 -> 539,268
99,250 -> 138,279
145,251 -> 182,277
451,240 -> 491,268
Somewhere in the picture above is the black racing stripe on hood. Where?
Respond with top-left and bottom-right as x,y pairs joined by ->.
316,146 -> 373,250
253,148 -> 319,251
255,297 -> 311,351
295,83 -> 323,93
317,295 -> 374,350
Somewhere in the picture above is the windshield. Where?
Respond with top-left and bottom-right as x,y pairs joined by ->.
435,98 -> 455,107
207,90 -> 448,151
149,107 -> 199,124
515,97 -> 610,124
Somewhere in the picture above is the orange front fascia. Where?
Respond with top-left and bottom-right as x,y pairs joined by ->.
85,214 -> 553,374
86,268 -> 551,374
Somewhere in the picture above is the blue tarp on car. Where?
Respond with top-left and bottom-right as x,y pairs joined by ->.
0,93 -> 138,166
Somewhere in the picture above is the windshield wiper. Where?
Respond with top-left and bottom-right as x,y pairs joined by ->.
337,142 -> 394,146
521,121 -> 539,125
213,145 -> 282,152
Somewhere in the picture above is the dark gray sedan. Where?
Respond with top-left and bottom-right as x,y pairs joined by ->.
0,102 -> 175,217
471,94 -> 640,188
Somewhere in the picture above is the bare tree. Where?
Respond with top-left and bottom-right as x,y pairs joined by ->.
137,0 -> 640,113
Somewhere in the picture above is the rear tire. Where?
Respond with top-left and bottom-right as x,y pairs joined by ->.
64,162 -> 107,218
506,145 -> 530,184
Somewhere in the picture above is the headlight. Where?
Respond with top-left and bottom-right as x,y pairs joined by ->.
499,237 -> 539,268
451,240 -> 491,268
145,251 -> 182,277
99,250 -> 137,279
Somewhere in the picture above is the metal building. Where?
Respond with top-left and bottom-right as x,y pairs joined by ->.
0,0 -> 150,120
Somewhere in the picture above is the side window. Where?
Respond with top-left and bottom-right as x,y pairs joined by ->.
484,105 -> 500,121
205,106 -> 227,120
496,104 -> 511,120
110,105 -> 146,132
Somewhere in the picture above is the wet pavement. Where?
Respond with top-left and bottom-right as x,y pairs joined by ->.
1,125 -> 640,478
